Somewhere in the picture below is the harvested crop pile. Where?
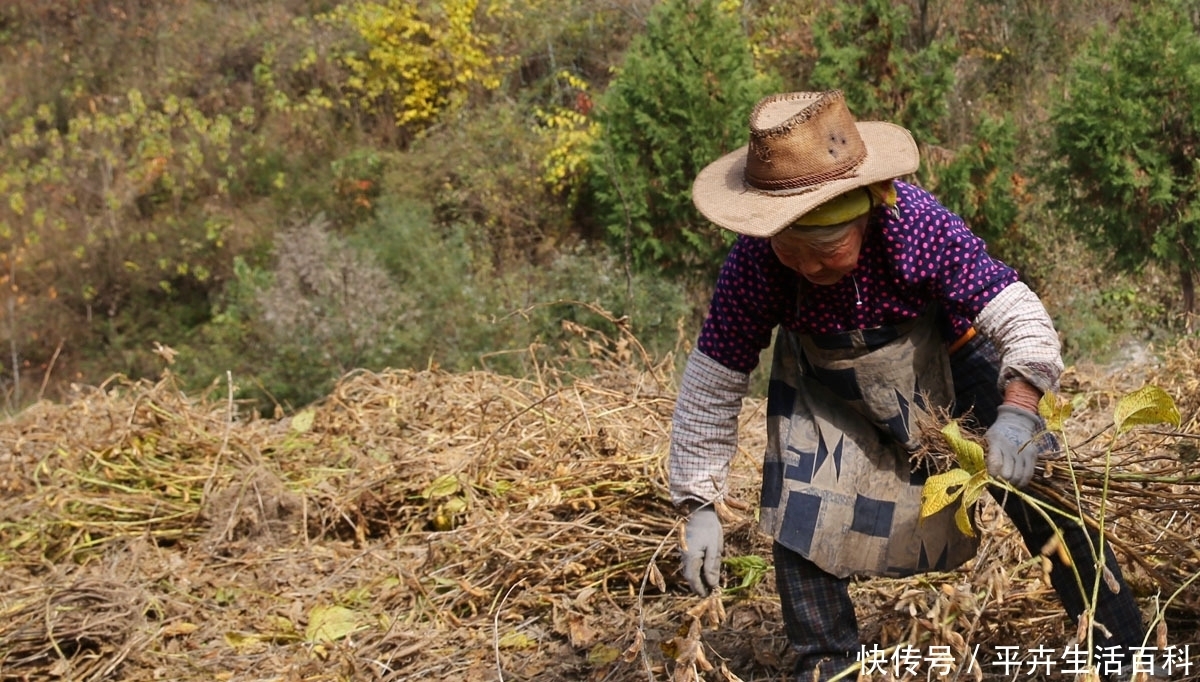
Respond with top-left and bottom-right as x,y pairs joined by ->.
1,329 -> 1199,681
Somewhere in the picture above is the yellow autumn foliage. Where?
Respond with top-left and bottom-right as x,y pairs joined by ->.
534,70 -> 598,199
322,0 -> 510,130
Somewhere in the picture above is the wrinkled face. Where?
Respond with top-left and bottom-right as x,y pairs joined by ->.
769,215 -> 869,286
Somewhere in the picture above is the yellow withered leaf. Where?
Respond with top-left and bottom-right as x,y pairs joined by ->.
940,421 -> 986,474
422,473 -> 460,500
305,604 -> 362,644
920,468 -> 970,520
1038,390 -> 1073,432
224,631 -> 266,651
587,643 -> 622,666
1113,385 -> 1180,435
499,631 -> 538,650
961,471 -> 990,509
290,409 -> 316,433
954,501 -> 975,538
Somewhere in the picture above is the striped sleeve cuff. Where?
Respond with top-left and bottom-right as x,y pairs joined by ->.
669,350 -> 749,505
974,281 -> 1064,394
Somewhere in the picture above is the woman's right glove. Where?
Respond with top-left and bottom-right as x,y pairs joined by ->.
985,404 -> 1041,488
680,506 -> 723,596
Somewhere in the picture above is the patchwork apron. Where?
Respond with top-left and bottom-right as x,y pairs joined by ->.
758,309 -> 980,578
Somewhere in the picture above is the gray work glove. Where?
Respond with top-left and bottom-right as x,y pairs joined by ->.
680,506 -> 723,596
985,405 -> 1041,488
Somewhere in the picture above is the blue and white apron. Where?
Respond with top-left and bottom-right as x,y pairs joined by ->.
758,309 -> 979,578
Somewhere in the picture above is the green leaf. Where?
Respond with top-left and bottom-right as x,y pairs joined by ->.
588,0 -> 780,275
8,192 -> 26,216
1113,385 -> 1180,435
1047,1 -> 1200,293
305,605 -> 362,644
939,421 -> 986,474
920,468 -> 970,520
723,554 -> 769,592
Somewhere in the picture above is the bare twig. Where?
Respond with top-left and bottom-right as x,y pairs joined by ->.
493,578 -> 527,682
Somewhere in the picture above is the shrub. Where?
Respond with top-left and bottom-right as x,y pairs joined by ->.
1046,0 -> 1200,326
316,0 -> 510,143
400,98 -> 575,265
179,213 -> 410,411
920,112 -> 1024,263
177,199 -> 694,413
586,0 -> 780,280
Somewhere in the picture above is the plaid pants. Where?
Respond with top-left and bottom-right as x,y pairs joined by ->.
774,333 -> 1147,680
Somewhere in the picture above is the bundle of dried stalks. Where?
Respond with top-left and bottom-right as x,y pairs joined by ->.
1033,336 -> 1200,622
908,345 -> 1200,646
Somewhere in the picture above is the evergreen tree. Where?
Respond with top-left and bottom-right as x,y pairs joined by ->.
587,0 -> 780,279
1047,0 -> 1200,326
807,0 -> 957,145
922,112 -> 1023,260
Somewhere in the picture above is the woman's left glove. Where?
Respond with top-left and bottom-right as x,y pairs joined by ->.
985,405 -> 1041,488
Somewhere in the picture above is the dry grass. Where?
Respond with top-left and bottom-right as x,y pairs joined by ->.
1,326 -> 1199,681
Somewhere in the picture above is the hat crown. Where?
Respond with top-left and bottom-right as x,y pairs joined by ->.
689,89 -> 918,238
744,91 -> 867,191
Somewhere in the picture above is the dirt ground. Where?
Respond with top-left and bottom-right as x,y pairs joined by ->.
2,334 -> 1199,681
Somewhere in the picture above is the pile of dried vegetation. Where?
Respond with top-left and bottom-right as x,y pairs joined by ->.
1,323 -> 1199,681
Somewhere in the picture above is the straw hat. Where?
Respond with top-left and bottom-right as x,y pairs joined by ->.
692,90 -> 919,237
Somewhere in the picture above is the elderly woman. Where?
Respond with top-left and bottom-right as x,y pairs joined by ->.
670,91 -> 1146,680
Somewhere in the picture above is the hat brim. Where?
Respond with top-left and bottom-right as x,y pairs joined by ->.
691,121 -> 919,238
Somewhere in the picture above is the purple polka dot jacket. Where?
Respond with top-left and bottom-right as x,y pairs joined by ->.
696,181 -> 1019,374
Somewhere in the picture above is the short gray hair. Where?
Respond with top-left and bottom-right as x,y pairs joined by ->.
773,216 -> 865,251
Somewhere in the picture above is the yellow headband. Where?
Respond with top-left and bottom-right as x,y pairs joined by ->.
793,188 -> 872,227
791,182 -> 898,228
